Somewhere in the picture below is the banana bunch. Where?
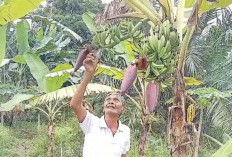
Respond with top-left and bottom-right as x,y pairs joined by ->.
141,20 -> 179,81
92,22 -> 145,49
92,30 -> 109,48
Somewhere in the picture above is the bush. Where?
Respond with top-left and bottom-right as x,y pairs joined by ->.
0,125 -> 19,156
54,117 -> 84,157
128,134 -> 171,157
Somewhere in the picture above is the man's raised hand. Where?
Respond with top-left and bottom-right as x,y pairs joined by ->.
83,52 -> 99,74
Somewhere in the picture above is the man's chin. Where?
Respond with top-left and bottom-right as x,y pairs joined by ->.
105,109 -> 118,116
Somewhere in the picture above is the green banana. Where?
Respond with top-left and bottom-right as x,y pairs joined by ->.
169,31 -> 178,48
162,51 -> 172,60
165,41 -> 171,53
151,64 -> 160,76
134,30 -> 141,38
115,27 -> 121,39
152,62 -> 164,69
157,35 -> 165,53
149,34 -> 159,52
159,47 -> 167,58
158,67 -> 168,75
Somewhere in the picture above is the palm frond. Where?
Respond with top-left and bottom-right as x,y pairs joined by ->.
207,98 -> 232,135
186,49 -> 203,76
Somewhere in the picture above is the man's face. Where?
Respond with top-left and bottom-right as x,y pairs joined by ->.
103,93 -> 124,117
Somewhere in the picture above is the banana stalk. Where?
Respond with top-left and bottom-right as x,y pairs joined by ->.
124,0 -> 162,25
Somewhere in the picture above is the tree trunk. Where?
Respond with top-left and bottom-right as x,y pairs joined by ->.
168,26 -> 196,157
1,112 -> 4,126
47,121 -> 55,157
193,109 -> 203,157
139,114 -> 150,156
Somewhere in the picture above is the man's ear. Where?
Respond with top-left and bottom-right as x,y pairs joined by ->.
121,105 -> 125,111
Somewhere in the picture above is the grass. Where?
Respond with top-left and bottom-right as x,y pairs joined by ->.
0,115 -> 223,157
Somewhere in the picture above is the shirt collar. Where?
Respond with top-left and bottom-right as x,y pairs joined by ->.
100,116 -> 124,132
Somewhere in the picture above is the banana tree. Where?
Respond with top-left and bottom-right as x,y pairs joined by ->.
186,87 -> 232,157
1,11 -> 83,157
0,0 -> 47,65
83,0 -> 232,156
82,12 -> 180,155
0,83 -> 115,156
109,0 -> 232,156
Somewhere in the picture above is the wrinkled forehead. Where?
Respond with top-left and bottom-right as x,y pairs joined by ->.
106,92 -> 121,98
105,92 -> 125,104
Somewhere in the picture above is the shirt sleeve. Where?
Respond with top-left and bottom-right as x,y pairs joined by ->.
79,110 -> 94,134
122,128 -> 131,154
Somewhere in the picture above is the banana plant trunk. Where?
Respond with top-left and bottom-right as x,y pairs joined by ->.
47,121 -> 55,157
139,114 -> 150,156
168,26 -> 195,157
1,112 -> 5,126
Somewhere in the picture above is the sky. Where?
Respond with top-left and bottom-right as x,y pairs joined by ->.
101,0 -> 113,4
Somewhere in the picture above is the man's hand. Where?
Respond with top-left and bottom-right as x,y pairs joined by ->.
83,52 -> 99,75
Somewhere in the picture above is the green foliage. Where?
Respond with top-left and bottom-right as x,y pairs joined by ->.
0,93 -> 34,111
16,21 -> 29,54
24,52 -> 50,93
212,139 -> 232,157
54,118 -> 84,157
185,0 -> 232,14
40,0 -> 103,44
0,25 -> 7,66
0,125 -> 19,156
128,135 -> 171,157
0,0 -> 45,25
82,11 -> 98,33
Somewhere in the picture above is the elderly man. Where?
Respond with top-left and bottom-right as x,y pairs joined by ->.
70,52 -> 130,157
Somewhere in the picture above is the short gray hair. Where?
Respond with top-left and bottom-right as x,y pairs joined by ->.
105,92 -> 125,106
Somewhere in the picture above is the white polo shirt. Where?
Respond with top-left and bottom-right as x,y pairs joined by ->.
79,111 -> 130,157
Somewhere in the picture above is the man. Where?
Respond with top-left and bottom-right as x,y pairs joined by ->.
70,52 -> 130,157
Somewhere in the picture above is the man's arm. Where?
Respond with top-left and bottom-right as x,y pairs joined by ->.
70,52 -> 98,123
121,154 -> 127,157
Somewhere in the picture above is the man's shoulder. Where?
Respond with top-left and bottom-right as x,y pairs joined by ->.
120,123 -> 130,133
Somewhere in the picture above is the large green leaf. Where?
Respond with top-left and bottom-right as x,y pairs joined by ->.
185,0 -> 232,13
187,87 -> 232,99
33,36 -> 53,51
212,139 -> 232,157
12,54 -> 26,64
95,64 -> 124,80
0,94 -> 34,111
24,53 -> 71,93
82,11 -> 98,33
114,41 -> 137,62
45,63 -> 72,93
23,52 -> 49,93
0,0 -> 45,25
0,25 -> 6,65
16,20 -> 29,54
31,83 -> 116,105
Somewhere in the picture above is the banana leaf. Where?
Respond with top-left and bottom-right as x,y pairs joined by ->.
211,139 -> 232,157
0,94 -> 34,111
0,0 -> 45,25
0,25 -> 6,66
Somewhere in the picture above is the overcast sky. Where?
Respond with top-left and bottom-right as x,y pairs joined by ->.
101,0 -> 113,4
